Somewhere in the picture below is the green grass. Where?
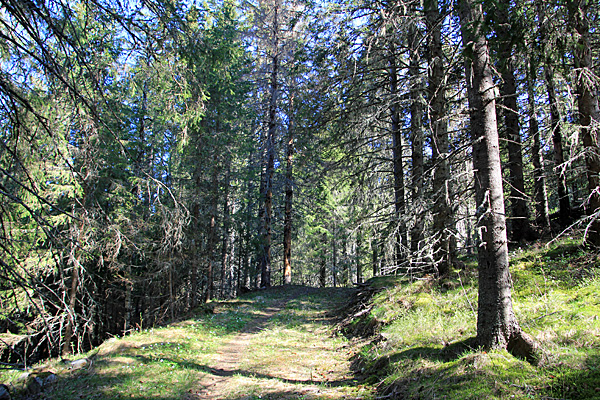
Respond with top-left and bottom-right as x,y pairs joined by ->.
0,285 -> 372,399
0,297 -> 263,399
353,237 -> 600,399
3,238 -> 599,399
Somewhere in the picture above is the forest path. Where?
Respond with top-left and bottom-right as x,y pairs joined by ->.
185,285 -> 372,400
2,286 -> 373,400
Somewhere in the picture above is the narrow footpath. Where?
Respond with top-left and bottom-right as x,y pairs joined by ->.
185,286 -> 373,399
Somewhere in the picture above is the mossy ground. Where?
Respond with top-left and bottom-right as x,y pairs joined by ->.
354,237 -> 600,399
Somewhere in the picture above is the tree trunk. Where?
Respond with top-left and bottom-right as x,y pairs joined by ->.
190,161 -> 203,308
492,4 -> 535,243
409,8 -> 425,257
538,0 -> 570,227
371,237 -> 378,277
567,0 -> 600,246
341,234 -> 349,286
388,44 -> 408,270
205,161 -> 218,302
426,0 -> 455,277
457,0 -> 537,360
332,222 -> 338,287
220,164 -> 231,298
356,227 -> 363,284
283,92 -> 295,285
62,244 -> 80,355
260,1 -> 279,288
319,234 -> 327,288
527,58 -> 551,232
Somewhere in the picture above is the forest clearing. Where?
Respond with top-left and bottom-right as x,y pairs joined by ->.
1,0 -> 600,398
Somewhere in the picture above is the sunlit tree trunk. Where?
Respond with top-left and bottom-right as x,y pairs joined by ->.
526,59 -> 551,232
371,237 -> 378,277
492,4 -> 536,243
458,0 -> 537,358
319,234 -> 327,287
566,0 -> 600,246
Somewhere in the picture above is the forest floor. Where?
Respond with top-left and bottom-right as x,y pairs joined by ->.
2,237 -> 600,399
1,285 -> 374,400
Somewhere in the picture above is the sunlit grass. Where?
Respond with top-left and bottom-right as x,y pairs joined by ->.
354,237 -> 600,399
1,285 -> 373,399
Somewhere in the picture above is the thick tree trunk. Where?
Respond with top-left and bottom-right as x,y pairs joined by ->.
409,10 -> 425,257
492,5 -> 536,243
426,0 -> 455,277
567,0 -> 600,245
388,44 -> 408,270
458,0 -> 537,360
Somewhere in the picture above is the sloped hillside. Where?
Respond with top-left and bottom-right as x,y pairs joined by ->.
341,238 -> 600,399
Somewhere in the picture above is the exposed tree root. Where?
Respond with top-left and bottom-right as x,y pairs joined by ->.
507,331 -> 544,365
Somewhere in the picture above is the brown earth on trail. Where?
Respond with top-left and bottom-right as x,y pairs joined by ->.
184,286 -> 371,400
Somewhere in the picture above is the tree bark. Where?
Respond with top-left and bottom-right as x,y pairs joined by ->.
526,58 -> 551,232
371,237 -> 378,277
356,227 -> 363,284
426,0 -> 455,277
332,222 -> 338,287
205,161 -> 218,302
388,44 -> 408,270
409,7 -> 425,257
491,4 -> 535,243
283,92 -> 295,285
220,164 -> 231,298
457,0 -> 537,359
259,0 -> 279,288
537,0 -> 570,227
319,234 -> 327,287
566,0 -> 600,246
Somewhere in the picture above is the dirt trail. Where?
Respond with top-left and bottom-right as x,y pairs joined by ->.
187,286 -> 370,400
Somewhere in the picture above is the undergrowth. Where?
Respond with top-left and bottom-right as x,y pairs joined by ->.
351,237 -> 600,399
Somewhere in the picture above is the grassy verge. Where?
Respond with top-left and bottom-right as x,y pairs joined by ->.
350,237 -> 600,399
0,297 -> 255,399
0,285 -> 373,400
